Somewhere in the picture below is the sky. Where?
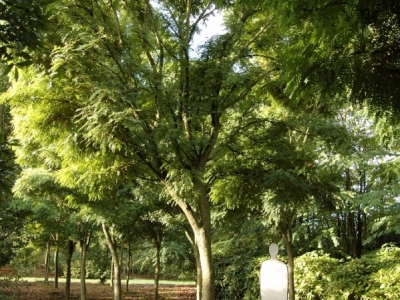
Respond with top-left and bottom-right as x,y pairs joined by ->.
191,10 -> 226,54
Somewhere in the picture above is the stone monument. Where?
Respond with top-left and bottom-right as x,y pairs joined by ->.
260,243 -> 288,300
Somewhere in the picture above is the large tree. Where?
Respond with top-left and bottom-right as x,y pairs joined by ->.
3,1 -> 276,299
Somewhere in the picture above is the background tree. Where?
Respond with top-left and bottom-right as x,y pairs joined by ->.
265,0 -> 400,112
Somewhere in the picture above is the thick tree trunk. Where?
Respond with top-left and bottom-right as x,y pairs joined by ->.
54,247 -> 59,289
166,179 -> 215,300
185,230 -> 202,300
80,238 -> 88,300
44,242 -> 50,284
193,177 -> 215,300
195,227 -> 214,300
102,222 -> 122,300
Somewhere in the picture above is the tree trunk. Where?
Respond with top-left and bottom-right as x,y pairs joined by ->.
126,242 -> 131,293
356,210 -> 363,258
54,247 -> 59,289
119,237 -> 125,275
154,242 -> 161,300
196,227 -> 214,300
281,223 -> 295,300
44,241 -> 50,284
65,240 -> 75,300
102,222 -> 122,300
80,238 -> 88,300
167,180 -> 215,300
110,256 -> 114,287
348,211 -> 357,258
185,230 -> 202,300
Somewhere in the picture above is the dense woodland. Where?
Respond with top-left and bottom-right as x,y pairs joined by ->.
1,1 -> 400,300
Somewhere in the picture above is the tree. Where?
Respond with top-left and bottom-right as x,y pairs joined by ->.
12,168 -> 81,299
3,1 -> 276,299
0,0 -> 54,72
263,0 -> 400,112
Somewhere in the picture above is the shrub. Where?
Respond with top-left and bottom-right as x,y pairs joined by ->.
214,245 -> 400,300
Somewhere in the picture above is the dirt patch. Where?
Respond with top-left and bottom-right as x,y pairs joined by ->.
0,280 -> 196,300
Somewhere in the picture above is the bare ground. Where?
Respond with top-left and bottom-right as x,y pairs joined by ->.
0,280 -> 197,300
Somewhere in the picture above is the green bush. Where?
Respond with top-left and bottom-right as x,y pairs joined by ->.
214,245 -> 400,300
294,245 -> 400,300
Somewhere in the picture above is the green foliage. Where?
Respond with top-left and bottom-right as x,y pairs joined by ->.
0,0 -> 54,65
214,245 -> 400,300
213,217 -> 276,300
264,0 -> 400,112
294,246 -> 400,300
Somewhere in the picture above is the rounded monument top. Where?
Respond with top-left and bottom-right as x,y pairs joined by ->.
268,243 -> 279,259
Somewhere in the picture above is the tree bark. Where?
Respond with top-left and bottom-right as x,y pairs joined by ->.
349,211 -> 357,258
110,256 -> 114,287
44,241 -> 50,284
281,223 -> 295,300
166,179 -> 215,300
80,238 -> 88,300
54,247 -> 59,289
185,230 -> 202,300
125,242 -> 131,293
102,222 -> 122,300
154,242 -> 161,300
65,240 -> 75,300
195,227 -> 214,300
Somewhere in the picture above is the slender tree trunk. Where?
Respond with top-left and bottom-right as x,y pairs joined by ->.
65,240 -> 75,300
110,256 -> 114,288
80,238 -> 88,300
102,222 -> 122,300
281,223 -> 295,300
119,237 -> 125,276
154,242 -> 161,300
349,211 -> 357,258
54,247 -> 59,289
44,241 -> 51,284
125,242 -> 131,293
356,210 -> 363,258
